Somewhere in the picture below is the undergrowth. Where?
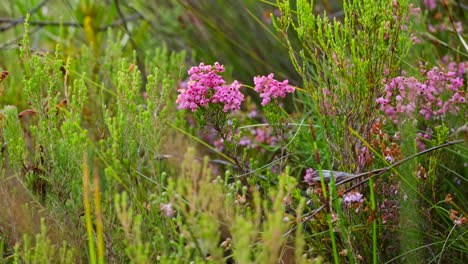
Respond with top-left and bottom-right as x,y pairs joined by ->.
0,0 -> 466,263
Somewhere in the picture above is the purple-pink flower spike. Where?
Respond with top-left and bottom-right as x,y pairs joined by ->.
254,73 -> 295,106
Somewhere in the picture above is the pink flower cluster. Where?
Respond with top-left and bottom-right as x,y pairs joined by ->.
447,61 -> 467,78
160,203 -> 174,217
208,125 -> 279,153
376,66 -> 466,123
254,73 -> 295,106
211,80 -> 244,112
357,147 -> 372,168
428,21 -> 464,34
304,168 -> 316,186
176,62 -> 244,112
177,63 -> 296,112
343,191 -> 364,205
416,132 -> 431,151
252,127 -> 277,146
409,4 -> 421,17
423,0 -> 436,10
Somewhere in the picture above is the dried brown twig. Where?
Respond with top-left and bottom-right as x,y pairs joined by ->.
0,13 -> 144,32
0,0 -> 48,31
284,139 -> 464,237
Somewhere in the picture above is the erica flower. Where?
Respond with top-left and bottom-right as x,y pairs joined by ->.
160,203 -> 174,217
252,128 -> 277,146
176,62 -> 245,112
304,168 -> 315,185
253,73 -> 295,105
211,80 -> 245,112
0,71 -> 8,83
238,136 -> 252,148
343,191 -> 364,212
423,0 -> 436,10
416,132 -> 431,151
376,65 -> 466,122
343,191 -> 364,204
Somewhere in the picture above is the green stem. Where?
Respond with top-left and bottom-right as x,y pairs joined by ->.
369,178 -> 377,264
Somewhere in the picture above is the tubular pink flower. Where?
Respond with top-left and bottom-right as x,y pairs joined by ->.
343,191 -> 364,205
211,80 -> 245,112
304,168 -> 315,185
254,73 -> 295,106
423,0 -> 436,10
376,65 -> 466,121
176,62 -> 244,112
160,203 -> 174,217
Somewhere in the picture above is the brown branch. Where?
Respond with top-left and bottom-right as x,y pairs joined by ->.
337,139 -> 464,187
98,13 -> 144,31
0,0 -> 48,31
0,13 -> 144,32
0,19 -> 82,30
341,139 -> 464,191
283,139 -> 464,237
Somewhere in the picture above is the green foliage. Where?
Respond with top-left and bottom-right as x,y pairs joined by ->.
14,219 -> 76,264
0,0 -> 466,263
173,0 -> 301,85
1,106 -> 27,172
114,192 -> 151,263
275,0 -> 413,170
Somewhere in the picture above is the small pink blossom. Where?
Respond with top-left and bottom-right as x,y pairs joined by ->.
248,109 -> 258,118
409,4 -> 421,17
423,0 -> 436,10
385,155 -> 395,164
376,65 -> 466,122
160,203 -> 174,217
177,62 -> 245,112
454,22 -> 463,33
214,138 -> 224,151
253,73 -> 295,106
211,81 -> 245,112
238,136 -> 252,147
410,34 -> 422,44
416,133 -> 431,151
304,168 -> 315,185
343,191 -> 364,212
358,147 -> 371,167
253,128 -> 277,146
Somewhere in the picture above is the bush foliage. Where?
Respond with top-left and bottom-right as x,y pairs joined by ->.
0,0 -> 466,263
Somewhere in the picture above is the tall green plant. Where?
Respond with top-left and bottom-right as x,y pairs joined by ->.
274,0 -> 413,171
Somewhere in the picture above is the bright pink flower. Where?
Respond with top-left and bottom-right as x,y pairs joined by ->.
376,65 -> 466,121
254,73 -> 295,106
177,62 -> 244,112
211,80 -> 244,112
